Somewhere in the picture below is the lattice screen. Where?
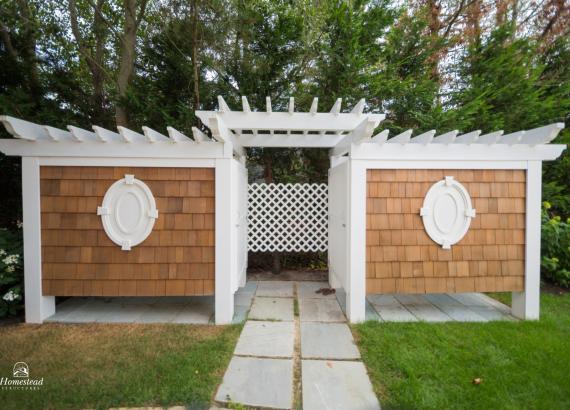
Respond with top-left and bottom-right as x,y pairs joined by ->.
248,183 -> 328,252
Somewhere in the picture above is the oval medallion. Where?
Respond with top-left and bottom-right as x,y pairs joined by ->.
97,174 -> 158,250
420,176 -> 476,249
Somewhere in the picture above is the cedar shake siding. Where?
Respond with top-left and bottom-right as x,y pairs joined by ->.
40,166 -> 215,296
366,169 -> 526,294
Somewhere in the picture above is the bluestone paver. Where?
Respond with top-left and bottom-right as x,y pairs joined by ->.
299,298 -> 346,322
249,297 -> 294,321
235,321 -> 294,357
297,281 -> 336,299
215,357 -> 293,409
301,323 -> 360,359
374,305 -> 418,322
302,360 -> 380,410
256,281 -> 294,297
136,304 -> 184,323
405,303 -> 451,322
171,303 -> 212,324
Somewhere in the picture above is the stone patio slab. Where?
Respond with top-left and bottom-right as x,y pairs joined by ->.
449,292 -> 495,307
374,305 -> 418,322
367,294 -> 401,307
299,298 -> 346,322
396,294 -> 433,306
405,304 -> 451,322
97,303 -> 152,323
171,303 -> 213,324
237,281 -> 258,295
256,281 -> 294,297
301,323 -> 360,359
302,360 -> 380,410
234,293 -> 253,307
249,297 -> 294,321
216,357 -> 293,409
434,305 -> 487,322
136,304 -> 184,323
232,306 -> 249,324
365,300 -> 381,321
297,282 -> 336,299
235,321 -> 294,358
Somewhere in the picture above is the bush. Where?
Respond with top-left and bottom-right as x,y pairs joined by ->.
0,227 -> 24,317
541,202 -> 570,288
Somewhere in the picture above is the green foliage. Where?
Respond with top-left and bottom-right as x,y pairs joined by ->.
541,202 -> 570,287
0,228 -> 24,317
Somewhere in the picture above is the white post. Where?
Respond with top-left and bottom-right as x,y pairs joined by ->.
512,161 -> 542,320
347,157 -> 366,322
215,158 -> 234,324
22,157 -> 55,323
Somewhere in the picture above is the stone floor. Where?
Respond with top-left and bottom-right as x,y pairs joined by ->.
364,292 -> 514,322
215,281 -> 380,410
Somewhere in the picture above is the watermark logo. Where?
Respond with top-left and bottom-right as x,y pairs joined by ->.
13,362 -> 29,378
1,362 -> 43,390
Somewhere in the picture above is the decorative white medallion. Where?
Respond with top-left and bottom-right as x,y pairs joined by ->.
420,176 -> 476,249
97,174 -> 158,251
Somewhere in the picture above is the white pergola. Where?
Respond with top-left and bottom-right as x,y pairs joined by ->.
0,96 -> 566,324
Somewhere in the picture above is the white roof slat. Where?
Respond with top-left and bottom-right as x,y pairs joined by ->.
44,126 -> 75,142
498,130 -> 524,145
476,130 -> 503,145
67,125 -> 98,142
117,126 -> 147,143
410,130 -> 436,145
266,97 -> 272,113
0,115 -> 50,141
310,97 -> 318,115
142,126 -> 170,143
288,97 -> 294,114
93,126 -> 123,143
330,98 -> 342,115
351,118 -> 378,143
241,96 -> 251,113
351,98 -> 365,114
217,95 -> 231,112
167,126 -> 194,143
387,129 -> 413,144
520,123 -> 565,145
432,130 -> 458,144
371,129 -> 389,145
455,130 -> 481,144
192,127 -> 209,142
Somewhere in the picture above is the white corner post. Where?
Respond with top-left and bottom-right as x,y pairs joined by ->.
215,158 -> 235,324
347,158 -> 366,322
22,157 -> 55,323
512,160 -> 542,320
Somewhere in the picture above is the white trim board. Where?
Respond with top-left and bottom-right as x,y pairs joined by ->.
0,140 -> 228,159
37,157 -> 215,167
350,143 -> 566,162
359,160 -> 529,169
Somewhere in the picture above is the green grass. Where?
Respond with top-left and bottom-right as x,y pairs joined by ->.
0,323 -> 241,409
354,292 -> 570,410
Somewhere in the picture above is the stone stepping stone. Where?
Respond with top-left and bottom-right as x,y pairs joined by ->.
249,297 -> 293,321
367,294 -> 400,307
297,282 -> 336,299
299,298 -> 346,322
235,321 -> 294,358
301,323 -> 360,359
256,281 -> 294,297
216,357 -> 293,409
449,292 -> 495,307
395,294 -> 433,306
302,360 -> 380,410
374,305 -> 418,322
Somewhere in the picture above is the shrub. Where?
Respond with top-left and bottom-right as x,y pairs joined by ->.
0,226 -> 24,317
541,202 -> 570,288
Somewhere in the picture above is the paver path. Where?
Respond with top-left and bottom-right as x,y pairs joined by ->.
215,281 -> 380,410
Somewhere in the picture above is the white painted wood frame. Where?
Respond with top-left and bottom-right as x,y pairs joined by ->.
22,157 -> 55,323
512,161 -> 542,319
215,158 -> 235,324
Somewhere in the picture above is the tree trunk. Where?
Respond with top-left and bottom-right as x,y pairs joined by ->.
115,0 -> 138,128
191,0 -> 200,111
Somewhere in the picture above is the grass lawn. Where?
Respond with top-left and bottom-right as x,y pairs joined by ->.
0,323 -> 241,409
354,292 -> 570,410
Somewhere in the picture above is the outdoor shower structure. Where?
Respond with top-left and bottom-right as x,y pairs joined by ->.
0,96 -> 565,323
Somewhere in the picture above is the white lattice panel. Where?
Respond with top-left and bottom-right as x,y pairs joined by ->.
248,183 -> 328,252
